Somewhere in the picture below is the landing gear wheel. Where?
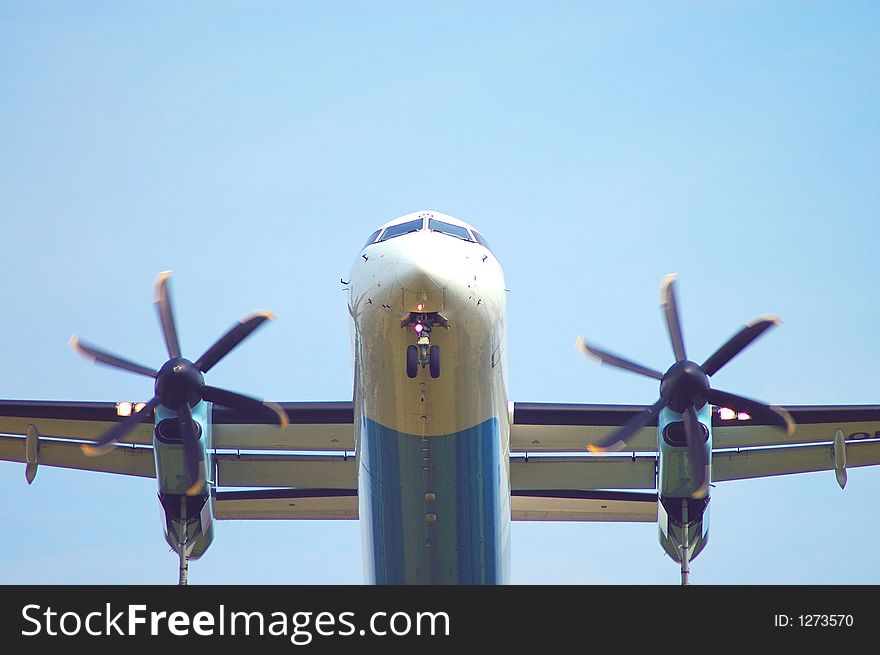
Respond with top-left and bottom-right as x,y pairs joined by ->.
429,345 -> 440,379
406,345 -> 418,378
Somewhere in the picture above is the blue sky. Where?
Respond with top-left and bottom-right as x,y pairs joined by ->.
0,2 -> 878,584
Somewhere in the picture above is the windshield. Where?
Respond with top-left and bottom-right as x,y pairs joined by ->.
472,230 -> 493,252
378,219 -> 423,242
362,229 -> 381,249
428,219 -> 473,242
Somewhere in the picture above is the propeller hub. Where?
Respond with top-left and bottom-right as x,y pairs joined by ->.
660,360 -> 710,413
155,358 -> 205,410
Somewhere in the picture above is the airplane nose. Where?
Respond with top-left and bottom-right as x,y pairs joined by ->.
394,242 -> 453,292
394,240 -> 453,312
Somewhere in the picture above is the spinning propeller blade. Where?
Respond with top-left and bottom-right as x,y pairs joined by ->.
70,337 -> 157,379
683,406 -> 708,497
179,403 -> 206,496
701,317 -> 780,377
155,271 -> 182,360
579,275 -> 792,498
74,272 -> 285,491
203,385 -> 289,428
586,398 -> 667,452
195,312 -> 275,374
576,337 -> 663,381
706,388 -> 794,435
661,274 -> 687,363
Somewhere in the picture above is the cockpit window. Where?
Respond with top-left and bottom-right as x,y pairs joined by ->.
472,231 -> 493,252
428,219 -> 473,242
377,219 -> 423,242
362,229 -> 381,249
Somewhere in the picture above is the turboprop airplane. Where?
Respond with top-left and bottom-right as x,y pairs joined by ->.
1,210 -> 879,585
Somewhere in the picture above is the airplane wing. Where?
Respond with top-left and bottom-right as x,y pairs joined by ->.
511,403 -> 657,452
0,400 -> 355,452
3,399 -> 878,524
0,433 -> 155,478
505,402 -> 880,521
712,405 -> 880,449
0,400 -> 155,445
712,441 -> 880,482
511,402 -> 880,452
0,399 -> 355,482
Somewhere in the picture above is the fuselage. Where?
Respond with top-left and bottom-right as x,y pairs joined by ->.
348,211 -> 511,583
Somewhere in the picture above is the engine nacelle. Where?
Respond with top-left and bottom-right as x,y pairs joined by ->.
656,404 -> 712,563
159,492 -> 214,560
153,401 -> 212,494
153,401 -> 215,560
658,494 -> 710,563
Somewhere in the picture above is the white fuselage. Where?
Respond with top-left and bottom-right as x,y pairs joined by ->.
347,211 -> 510,583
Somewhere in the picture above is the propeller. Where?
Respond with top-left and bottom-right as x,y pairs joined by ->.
72,271 -> 288,496
577,274 -> 794,498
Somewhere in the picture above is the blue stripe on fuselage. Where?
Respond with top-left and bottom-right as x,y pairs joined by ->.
359,416 -> 505,584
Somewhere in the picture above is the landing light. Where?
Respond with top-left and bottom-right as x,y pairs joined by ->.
134,402 -> 147,413
718,407 -> 752,421
414,324 -> 424,333
116,401 -> 133,417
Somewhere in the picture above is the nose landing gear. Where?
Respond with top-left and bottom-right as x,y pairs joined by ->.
405,330 -> 440,379
403,312 -> 447,379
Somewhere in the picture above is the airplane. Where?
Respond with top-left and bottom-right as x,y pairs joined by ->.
1,209 -> 879,585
